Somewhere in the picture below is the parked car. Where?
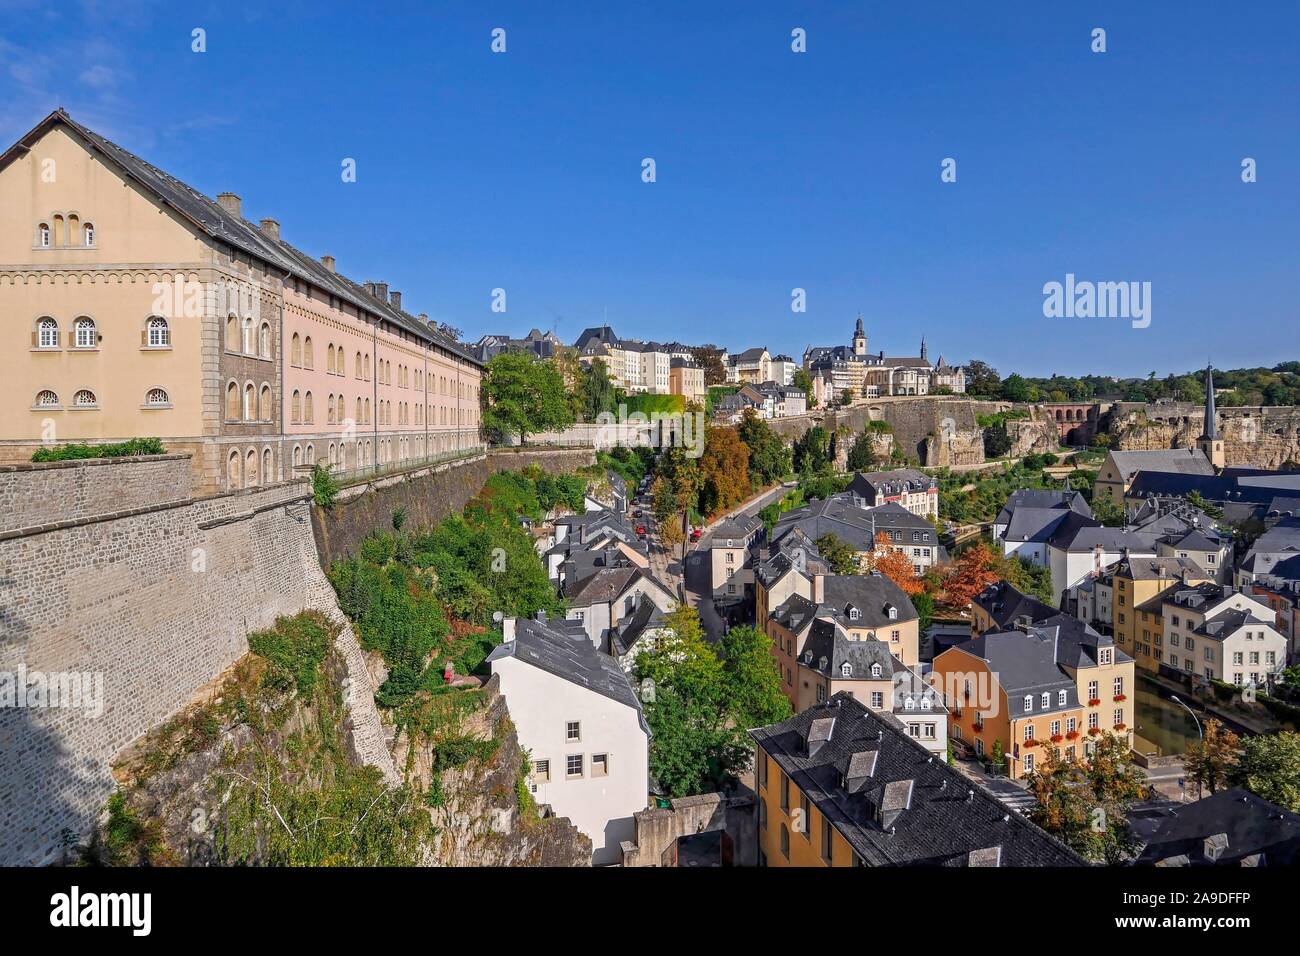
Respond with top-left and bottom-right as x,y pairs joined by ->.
689,528 -> 702,542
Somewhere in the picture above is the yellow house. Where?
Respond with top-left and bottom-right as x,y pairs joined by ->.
750,693 -> 1082,866
1108,555 -> 1212,672
932,615 -> 1134,780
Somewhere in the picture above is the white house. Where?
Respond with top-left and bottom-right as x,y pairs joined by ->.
489,613 -> 651,865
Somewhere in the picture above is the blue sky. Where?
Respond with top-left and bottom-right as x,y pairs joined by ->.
3,1 -> 1298,377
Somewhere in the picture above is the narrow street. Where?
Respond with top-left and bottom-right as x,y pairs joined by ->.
676,482 -> 793,643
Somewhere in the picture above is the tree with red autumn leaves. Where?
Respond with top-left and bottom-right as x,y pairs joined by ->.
863,531 -> 926,595
941,541 -> 1000,609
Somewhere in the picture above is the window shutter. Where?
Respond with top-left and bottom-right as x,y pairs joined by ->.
141,328 -> 148,346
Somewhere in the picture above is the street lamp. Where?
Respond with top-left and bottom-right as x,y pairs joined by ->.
1170,694 -> 1204,799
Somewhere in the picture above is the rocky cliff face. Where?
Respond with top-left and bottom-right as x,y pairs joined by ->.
89,617 -> 589,867
392,674 -> 592,867
1106,404 -> 1300,470
770,397 -> 1059,467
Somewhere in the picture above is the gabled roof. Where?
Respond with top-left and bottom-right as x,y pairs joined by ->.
994,489 -> 1092,528
771,593 -> 819,635
947,629 -> 1079,707
973,580 -> 1060,630
6,110 -> 479,364
749,694 -> 1082,866
819,573 -> 918,629
488,614 -> 648,732
1108,448 -> 1215,481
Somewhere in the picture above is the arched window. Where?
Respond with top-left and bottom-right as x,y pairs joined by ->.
74,317 -> 97,348
52,215 -> 64,246
329,442 -> 337,465
146,316 -> 169,347
72,389 -> 97,407
34,389 -> 59,407
355,397 -> 363,423
144,387 -> 169,406
245,448 -> 259,488
306,443 -> 316,465
337,349 -> 345,377
226,381 -> 239,420
291,333 -> 302,367
364,397 -> 370,423
226,315 -> 239,351
327,393 -> 336,425
327,344 -> 336,374
303,336 -> 314,370
228,450 -> 242,490
36,317 -> 58,349
262,448 -> 272,483
304,391 -> 314,424
38,222 -> 51,247
242,317 -> 254,354
356,351 -> 362,378
292,445 -> 302,468
259,384 -> 271,421
243,382 -> 255,420
292,390 -> 302,424
84,222 -> 95,246
259,322 -> 271,359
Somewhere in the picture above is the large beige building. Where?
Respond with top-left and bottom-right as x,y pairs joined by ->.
0,110 -> 482,494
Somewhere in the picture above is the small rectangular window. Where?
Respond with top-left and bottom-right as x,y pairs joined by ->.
565,720 -> 580,742
534,759 -> 550,783
591,753 -> 608,777
566,754 -> 584,778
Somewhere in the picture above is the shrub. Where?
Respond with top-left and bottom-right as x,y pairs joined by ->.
311,463 -> 340,508
31,437 -> 165,463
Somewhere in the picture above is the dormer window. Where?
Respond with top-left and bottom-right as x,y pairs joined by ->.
841,662 -> 852,677
870,663 -> 882,678
920,697 -> 932,711
1041,692 -> 1050,709
1023,695 -> 1033,712
886,604 -> 898,620
847,606 -> 860,620
904,697 -> 915,710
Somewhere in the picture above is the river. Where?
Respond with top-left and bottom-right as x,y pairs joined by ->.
1132,676 -> 1253,756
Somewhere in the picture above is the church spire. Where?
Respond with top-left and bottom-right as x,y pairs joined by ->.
1201,363 -> 1217,440
1196,363 -> 1224,470
920,335 -> 928,363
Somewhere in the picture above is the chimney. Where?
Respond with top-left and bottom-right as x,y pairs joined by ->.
812,573 -> 825,604
502,618 -> 517,643
259,218 -> 280,241
418,313 -> 429,324
320,255 -> 336,272
217,192 -> 242,218
374,282 -> 388,302
389,290 -> 402,311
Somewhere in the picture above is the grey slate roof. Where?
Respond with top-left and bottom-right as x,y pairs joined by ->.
973,580 -> 1060,629
1129,787 -> 1300,866
799,618 -> 901,680
995,489 -> 1092,528
609,594 -> 668,657
749,694 -> 1083,866
771,593 -> 819,635
819,573 -> 918,629
849,469 -> 936,501
949,629 -> 1079,713
711,513 -> 762,546
1109,448 -> 1215,481
488,614 -> 648,733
